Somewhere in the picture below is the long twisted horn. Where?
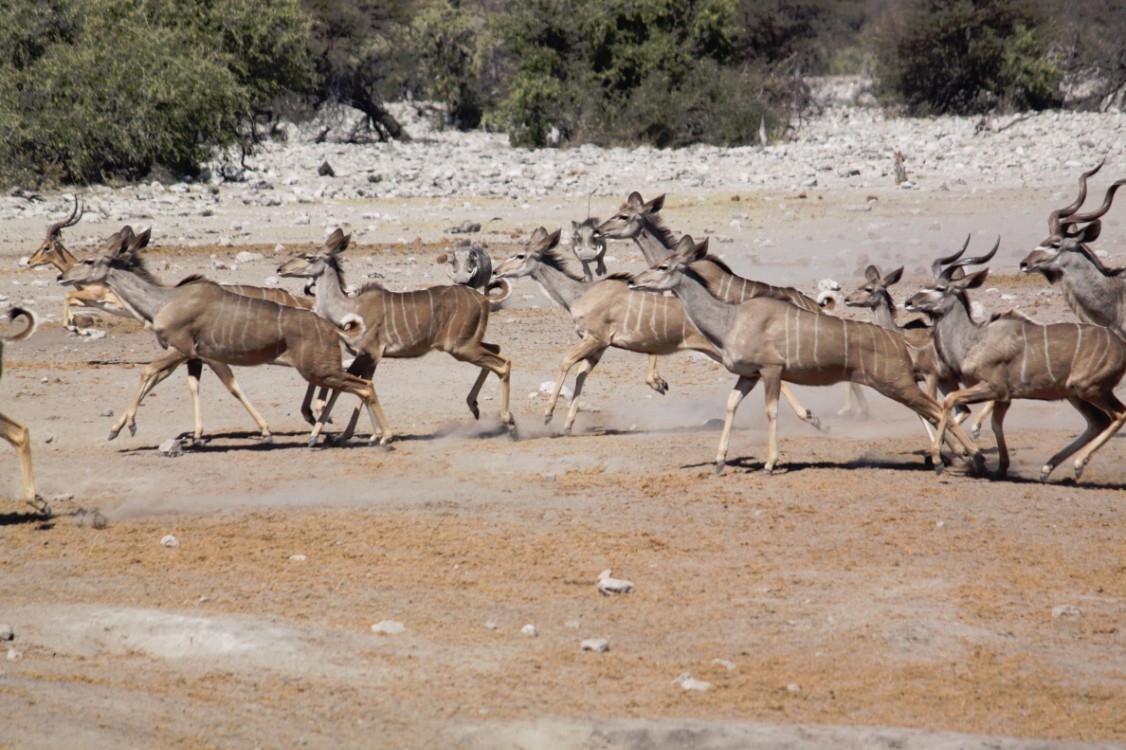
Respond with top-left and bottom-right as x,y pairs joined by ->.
1061,177 -> 1126,227
930,234 -> 971,278
1048,160 -> 1104,234
940,237 -> 999,280
46,195 -> 82,237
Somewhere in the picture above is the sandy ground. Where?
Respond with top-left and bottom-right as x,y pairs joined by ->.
1,185 -> 1125,749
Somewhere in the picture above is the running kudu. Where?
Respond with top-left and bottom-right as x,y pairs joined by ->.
907,238 -> 1126,482
629,235 -> 982,475
60,227 -> 388,446
597,190 -> 871,419
1020,161 -> 1126,337
278,229 -> 515,441
2,307 -> 49,513
844,262 -> 992,439
27,197 -> 133,331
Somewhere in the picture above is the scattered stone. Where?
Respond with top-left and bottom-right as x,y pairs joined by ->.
371,620 -> 406,635
448,220 -> 481,234
50,493 -> 73,503
581,638 -> 610,653
538,381 -> 572,399
1052,604 -> 1081,619
100,409 -> 114,417
673,673 -> 712,692
235,251 -> 264,264
318,161 -> 335,177
158,438 -> 183,458
712,659 -> 736,671
160,534 -> 180,548
6,648 -> 22,662
786,683 -> 802,694
43,434 -> 55,444
0,625 -> 13,641
521,624 -> 539,637
484,621 -> 498,631
289,554 -> 307,562
598,569 -> 635,596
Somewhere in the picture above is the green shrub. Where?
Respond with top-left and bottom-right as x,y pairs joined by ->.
874,0 -> 1062,115
0,0 -> 313,187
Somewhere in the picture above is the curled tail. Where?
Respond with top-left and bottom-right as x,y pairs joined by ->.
485,278 -> 512,305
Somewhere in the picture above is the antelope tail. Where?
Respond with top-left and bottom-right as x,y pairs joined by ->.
3,307 -> 39,343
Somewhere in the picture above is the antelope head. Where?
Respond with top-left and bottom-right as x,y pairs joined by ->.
494,227 -> 563,279
906,237 -> 998,318
1021,164 -> 1126,280
629,234 -> 708,293
845,265 -> 904,310
28,196 -> 83,270
596,192 -> 665,240
58,226 -> 149,287
278,228 -> 351,279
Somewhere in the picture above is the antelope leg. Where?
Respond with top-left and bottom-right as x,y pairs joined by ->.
644,353 -> 668,395
563,351 -> 604,435
110,349 -> 189,439
715,375 -> 758,475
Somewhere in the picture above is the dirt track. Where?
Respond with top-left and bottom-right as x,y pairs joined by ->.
2,188 -> 1126,749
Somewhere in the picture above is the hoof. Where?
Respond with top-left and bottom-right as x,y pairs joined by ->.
128,424 -> 137,437
28,495 -> 51,517
306,436 -> 320,448
763,466 -> 775,476
107,430 -> 120,441
1040,465 -> 1053,483
543,413 -> 554,425
259,434 -> 273,445
714,461 -> 725,475
1074,464 -> 1085,481
933,459 -> 945,476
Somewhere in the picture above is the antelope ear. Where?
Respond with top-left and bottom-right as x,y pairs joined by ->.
130,226 -> 152,252
883,266 -> 904,286
325,228 -> 350,253
109,226 -> 133,255
529,226 -> 548,244
644,194 -> 665,214
864,265 -> 880,282
1080,220 -> 1103,244
694,236 -> 710,259
626,191 -> 645,209
545,227 -> 562,249
957,268 -> 989,289
672,234 -> 697,260
571,220 -> 581,230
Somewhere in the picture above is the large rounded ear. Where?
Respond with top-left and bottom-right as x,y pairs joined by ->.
129,226 -> 152,252
325,228 -> 350,254
1079,220 -> 1103,244
956,268 -> 989,290
644,194 -> 665,214
694,236 -> 710,259
529,226 -> 549,245
671,233 -> 697,260
571,220 -> 581,230
882,266 -> 904,286
626,191 -> 644,209
863,264 -> 881,282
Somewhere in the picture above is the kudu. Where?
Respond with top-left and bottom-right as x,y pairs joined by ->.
1020,161 -> 1126,337
60,228 -> 388,447
844,262 -> 992,439
629,235 -> 982,475
907,239 -> 1126,482
2,307 -> 49,513
570,218 -> 608,282
27,197 -> 133,331
597,190 -> 871,419
278,229 -> 515,441
59,227 -> 324,443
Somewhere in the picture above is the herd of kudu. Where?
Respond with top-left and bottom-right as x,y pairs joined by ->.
5,163 -> 1126,514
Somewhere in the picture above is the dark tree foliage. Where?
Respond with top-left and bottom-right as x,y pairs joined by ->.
1052,0 -> 1126,110
874,0 -> 1062,115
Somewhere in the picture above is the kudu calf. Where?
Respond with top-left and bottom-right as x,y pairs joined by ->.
2,307 -> 49,513
1020,161 -> 1126,337
27,197 -> 132,331
598,190 -> 871,419
907,239 -> 1126,482
60,228 -> 387,446
278,229 -> 515,441
629,235 -> 981,475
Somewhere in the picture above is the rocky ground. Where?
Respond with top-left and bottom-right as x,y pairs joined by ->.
1,88 -> 1125,749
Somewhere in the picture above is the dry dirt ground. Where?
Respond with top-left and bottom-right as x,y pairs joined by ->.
1,188 -> 1125,749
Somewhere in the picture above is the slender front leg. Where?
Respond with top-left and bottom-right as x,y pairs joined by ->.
969,401 -> 994,439
546,336 -> 606,425
779,383 -> 822,431
109,349 -> 189,439
206,361 -> 272,443
762,369 -> 784,474
644,353 -> 668,394
1069,394 -> 1126,481
187,359 -> 204,442
715,375 -> 758,475
989,399 -> 1011,477
563,351 -> 604,435
1,413 -> 41,510
1042,396 -> 1116,482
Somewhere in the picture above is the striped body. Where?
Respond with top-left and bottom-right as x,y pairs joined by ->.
352,284 -> 492,359
571,278 -> 701,354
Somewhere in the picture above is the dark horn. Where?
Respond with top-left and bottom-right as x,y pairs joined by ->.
1062,177 -> 1126,226
930,234 -> 971,278
1048,160 -> 1104,234
46,195 -> 82,236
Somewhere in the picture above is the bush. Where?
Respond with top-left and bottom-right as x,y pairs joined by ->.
0,0 -> 314,186
490,0 -> 794,148
874,0 -> 1062,115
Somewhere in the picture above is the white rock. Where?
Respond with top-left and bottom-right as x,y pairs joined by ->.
1052,604 -> 1081,619
289,554 -> 307,562
597,569 -> 635,595
0,625 -> 12,641
6,648 -> 22,662
371,620 -> 406,635
235,251 -> 264,264
672,673 -> 712,691
538,380 -> 572,399
521,624 -> 539,637
712,658 -> 736,671
160,534 -> 179,548
158,438 -> 183,457
581,638 -> 610,653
